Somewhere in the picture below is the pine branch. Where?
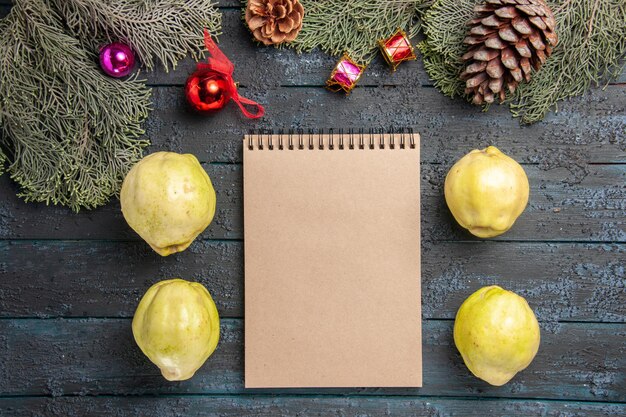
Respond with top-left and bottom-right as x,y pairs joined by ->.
510,0 -> 626,123
418,41 -> 465,98
420,0 -> 475,60
419,0 -> 626,124
272,0 -> 430,63
418,0 -> 475,98
48,0 -> 222,72
0,0 -> 151,210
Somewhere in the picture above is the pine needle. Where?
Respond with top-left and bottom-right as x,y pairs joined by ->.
0,0 -> 222,210
48,0 -> 222,72
274,0 -> 431,63
0,0 -> 151,210
511,0 -> 626,123
418,0 -> 475,97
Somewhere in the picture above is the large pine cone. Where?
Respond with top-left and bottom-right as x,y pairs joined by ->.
245,0 -> 305,46
460,0 -> 558,105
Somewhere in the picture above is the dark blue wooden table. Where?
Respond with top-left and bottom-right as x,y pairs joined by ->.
0,1 -> 624,416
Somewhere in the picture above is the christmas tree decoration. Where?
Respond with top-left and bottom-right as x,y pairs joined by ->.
185,70 -> 232,113
245,0 -> 305,46
326,53 -> 366,94
186,31 -> 264,118
99,42 -> 136,78
419,0 -> 626,123
460,0 -> 558,105
378,28 -> 416,71
0,0 -> 222,210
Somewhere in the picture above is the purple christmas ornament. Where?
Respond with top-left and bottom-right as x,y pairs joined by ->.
325,53 -> 366,94
99,42 -> 135,78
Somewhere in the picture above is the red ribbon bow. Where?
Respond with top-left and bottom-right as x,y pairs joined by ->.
198,30 -> 265,119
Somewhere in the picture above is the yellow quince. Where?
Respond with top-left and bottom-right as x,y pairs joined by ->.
121,151 -> 216,256
454,285 -> 540,386
132,279 -> 220,381
444,146 -> 529,238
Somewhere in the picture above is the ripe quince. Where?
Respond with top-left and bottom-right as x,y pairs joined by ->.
454,285 -> 540,386
121,152 -> 216,256
132,279 -> 220,381
444,146 -> 529,238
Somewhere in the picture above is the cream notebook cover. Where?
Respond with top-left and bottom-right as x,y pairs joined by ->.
244,131 -> 421,388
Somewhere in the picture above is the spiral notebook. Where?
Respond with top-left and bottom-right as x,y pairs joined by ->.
244,130 -> 422,388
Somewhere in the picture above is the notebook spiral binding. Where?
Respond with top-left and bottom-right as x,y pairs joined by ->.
246,128 -> 417,151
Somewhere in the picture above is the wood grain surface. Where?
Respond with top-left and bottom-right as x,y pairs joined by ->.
0,1 -> 624,416
1,164 -> 624,242
1,396 -> 624,417
1,240 -> 623,322
1,319 -> 624,401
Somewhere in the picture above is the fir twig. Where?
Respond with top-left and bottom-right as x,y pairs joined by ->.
418,0 -> 475,98
510,0 -> 626,123
258,0 -> 430,63
48,0 -> 222,72
0,0 -> 223,210
419,0 -> 626,124
0,0 -> 151,210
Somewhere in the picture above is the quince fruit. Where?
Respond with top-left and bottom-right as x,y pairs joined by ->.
444,146 -> 529,238
121,152 -> 216,256
132,279 -> 220,381
454,285 -> 540,386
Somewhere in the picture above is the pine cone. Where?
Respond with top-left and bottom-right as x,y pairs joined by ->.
245,0 -> 305,46
460,0 -> 558,105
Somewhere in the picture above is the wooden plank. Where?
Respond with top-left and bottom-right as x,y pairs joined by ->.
0,164 -> 624,242
218,0 -> 240,7
0,164 -> 242,241
0,319 -> 623,401
143,85 -> 626,164
1,240 -> 623,322
1,396 -> 624,417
